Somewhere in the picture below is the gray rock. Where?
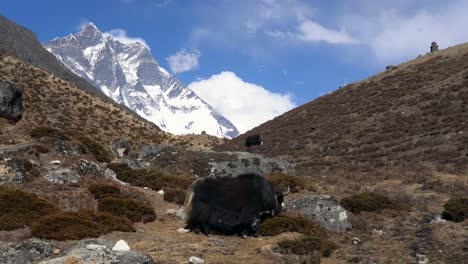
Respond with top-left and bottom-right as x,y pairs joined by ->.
208,151 -> 295,177
0,158 -> 25,184
0,80 -> 22,122
45,169 -> 81,184
112,138 -> 133,158
0,239 -> 56,264
75,159 -> 102,178
53,138 -> 87,155
189,256 -> 205,264
285,195 -> 352,233
138,144 -> 174,162
39,239 -> 154,264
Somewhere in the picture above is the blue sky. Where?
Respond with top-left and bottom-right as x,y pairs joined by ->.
1,0 -> 467,132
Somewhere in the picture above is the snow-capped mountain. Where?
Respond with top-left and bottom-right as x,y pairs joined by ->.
43,23 -> 239,138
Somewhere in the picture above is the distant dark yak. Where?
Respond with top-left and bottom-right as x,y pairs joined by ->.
182,173 -> 289,237
245,134 -> 263,148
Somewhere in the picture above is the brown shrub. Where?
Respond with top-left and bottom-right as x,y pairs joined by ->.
88,182 -> 121,199
278,235 -> 337,258
340,192 -> 408,214
108,163 -> 193,191
265,173 -> 307,193
259,214 -> 327,237
30,210 -> 134,240
0,187 -> 58,231
29,126 -> 68,140
442,196 -> 468,222
163,188 -> 186,205
97,197 -> 156,223
69,133 -> 111,163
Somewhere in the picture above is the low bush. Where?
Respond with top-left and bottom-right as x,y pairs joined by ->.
29,126 -> 68,140
31,210 -> 134,240
442,196 -> 467,222
259,214 -> 327,237
340,192 -> 407,213
108,163 -> 193,191
265,173 -> 306,193
0,187 -> 58,231
163,188 -> 186,205
278,235 -> 337,257
70,133 -> 111,163
88,182 -> 121,200
97,197 -> 156,223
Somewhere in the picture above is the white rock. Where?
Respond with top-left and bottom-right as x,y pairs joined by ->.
177,228 -> 190,233
112,240 -> 130,251
352,237 -> 361,244
189,256 -> 205,264
86,244 -> 107,251
157,190 -> 164,195
50,160 -> 61,165
416,253 -> 429,264
143,187 -> 149,190
371,229 -> 383,237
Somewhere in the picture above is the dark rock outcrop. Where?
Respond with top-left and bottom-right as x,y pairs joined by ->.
0,239 -> 56,264
39,239 -> 154,264
0,80 -> 22,122
0,158 -> 26,184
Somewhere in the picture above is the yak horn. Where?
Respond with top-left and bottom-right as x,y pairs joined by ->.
283,185 -> 290,196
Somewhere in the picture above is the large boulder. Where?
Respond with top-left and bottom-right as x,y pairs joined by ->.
0,239 -> 56,264
39,239 -> 154,264
285,195 -> 353,233
138,144 -> 174,162
112,138 -> 133,158
207,151 -> 295,177
0,158 -> 26,184
45,169 -> 81,184
0,80 -> 23,122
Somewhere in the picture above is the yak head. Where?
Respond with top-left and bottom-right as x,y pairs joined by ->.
272,185 -> 290,215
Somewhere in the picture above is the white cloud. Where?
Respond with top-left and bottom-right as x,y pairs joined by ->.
105,29 -> 150,50
166,49 -> 201,74
189,71 -> 296,133
343,0 -> 468,64
296,20 -> 357,44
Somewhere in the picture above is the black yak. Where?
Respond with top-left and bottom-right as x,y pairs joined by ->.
245,134 -> 263,148
182,173 -> 289,237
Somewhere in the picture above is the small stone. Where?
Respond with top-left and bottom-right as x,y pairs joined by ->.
86,244 -> 106,251
143,187 -> 150,190
177,228 -> 190,233
53,248 -> 61,254
50,160 -> 61,165
371,229 -> 383,237
352,237 -> 361,244
112,240 -> 130,251
157,190 -> 164,195
189,256 -> 205,264
416,253 -> 429,264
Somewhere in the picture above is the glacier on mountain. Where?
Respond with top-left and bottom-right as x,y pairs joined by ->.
44,23 -> 239,138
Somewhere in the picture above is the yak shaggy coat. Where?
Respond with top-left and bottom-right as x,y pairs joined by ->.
183,173 -> 284,236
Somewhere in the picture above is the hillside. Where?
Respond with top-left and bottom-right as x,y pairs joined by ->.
217,44 -> 468,176
0,49 -> 168,148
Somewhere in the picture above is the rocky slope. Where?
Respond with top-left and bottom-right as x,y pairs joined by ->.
43,23 -> 239,138
217,43 -> 468,176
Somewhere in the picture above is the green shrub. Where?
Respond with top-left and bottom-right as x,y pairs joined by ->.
30,210 -> 134,240
265,173 -> 306,193
340,192 -> 407,213
259,214 -> 327,237
278,235 -> 337,257
442,196 -> 468,222
97,197 -> 156,223
88,182 -> 121,199
0,187 -> 58,231
108,163 -> 193,191
29,126 -> 68,140
163,188 -> 186,205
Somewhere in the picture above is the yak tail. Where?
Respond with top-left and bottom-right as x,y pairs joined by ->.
181,182 -> 196,221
